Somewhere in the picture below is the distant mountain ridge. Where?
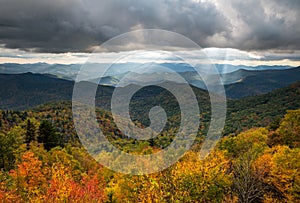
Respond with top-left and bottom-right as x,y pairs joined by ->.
1,62 -> 298,93
0,62 -> 294,79
0,72 -> 300,137
0,66 -> 299,110
94,66 -> 300,98
224,66 -> 300,98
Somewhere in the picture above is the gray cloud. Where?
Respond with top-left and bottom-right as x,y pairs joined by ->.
0,0 -> 299,53
224,0 -> 300,50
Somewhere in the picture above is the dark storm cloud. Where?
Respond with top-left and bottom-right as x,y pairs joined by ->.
0,0 -> 299,53
226,0 -> 300,51
0,0 -> 229,52
0,0 -> 104,52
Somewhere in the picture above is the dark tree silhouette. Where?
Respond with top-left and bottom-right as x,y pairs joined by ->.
25,119 -> 36,148
38,120 -> 61,150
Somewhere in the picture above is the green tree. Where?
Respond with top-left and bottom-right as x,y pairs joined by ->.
0,126 -> 24,170
38,120 -> 61,150
25,119 -> 36,148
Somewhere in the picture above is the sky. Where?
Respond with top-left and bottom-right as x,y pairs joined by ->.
0,0 -> 300,66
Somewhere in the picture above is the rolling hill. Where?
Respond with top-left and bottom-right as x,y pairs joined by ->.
0,72 -> 299,137
224,66 -> 300,98
0,70 -> 299,111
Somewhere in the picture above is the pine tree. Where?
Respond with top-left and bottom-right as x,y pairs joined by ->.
38,120 -> 60,150
25,119 -> 36,148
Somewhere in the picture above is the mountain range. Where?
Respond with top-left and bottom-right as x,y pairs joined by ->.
0,69 -> 299,137
0,63 -> 299,110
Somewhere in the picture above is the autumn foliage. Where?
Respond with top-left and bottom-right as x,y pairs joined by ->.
0,109 -> 299,202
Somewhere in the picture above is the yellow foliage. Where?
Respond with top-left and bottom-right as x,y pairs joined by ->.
112,150 -> 231,202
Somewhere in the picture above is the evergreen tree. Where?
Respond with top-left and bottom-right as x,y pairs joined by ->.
38,120 -> 61,150
25,119 -> 36,148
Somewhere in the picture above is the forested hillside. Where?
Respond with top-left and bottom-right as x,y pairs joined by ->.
0,76 -> 299,202
0,104 -> 299,202
224,66 -> 300,98
1,70 -> 300,110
